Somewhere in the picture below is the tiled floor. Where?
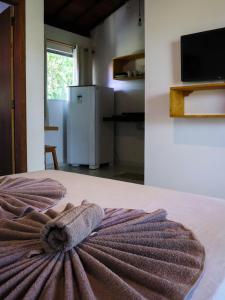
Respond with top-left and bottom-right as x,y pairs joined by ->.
55,164 -> 144,185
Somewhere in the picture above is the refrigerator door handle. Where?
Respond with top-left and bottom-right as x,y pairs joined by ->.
77,95 -> 83,103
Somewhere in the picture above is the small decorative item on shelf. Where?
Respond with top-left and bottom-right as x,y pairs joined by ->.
113,52 -> 145,80
127,70 -> 132,77
114,72 -> 128,79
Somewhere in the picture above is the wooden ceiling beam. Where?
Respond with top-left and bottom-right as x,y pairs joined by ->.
72,0 -> 100,24
51,0 -> 73,19
74,0 -> 128,32
44,0 -> 129,37
44,18 -> 90,37
45,0 -> 101,36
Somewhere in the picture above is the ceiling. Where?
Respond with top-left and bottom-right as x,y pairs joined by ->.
44,0 -> 128,37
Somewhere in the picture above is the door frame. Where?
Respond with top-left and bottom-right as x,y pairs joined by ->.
3,0 -> 27,173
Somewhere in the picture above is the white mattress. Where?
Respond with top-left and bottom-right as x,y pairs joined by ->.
14,170 -> 225,300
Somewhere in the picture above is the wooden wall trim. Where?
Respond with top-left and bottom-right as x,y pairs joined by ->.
14,0 -> 27,173
4,0 -> 27,173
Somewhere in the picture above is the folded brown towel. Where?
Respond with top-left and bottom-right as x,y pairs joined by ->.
40,201 -> 105,252
0,176 -> 66,220
0,204 -> 205,300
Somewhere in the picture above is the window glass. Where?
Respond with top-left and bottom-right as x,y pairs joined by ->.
47,51 -> 74,100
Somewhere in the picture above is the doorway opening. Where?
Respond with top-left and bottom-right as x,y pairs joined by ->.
44,0 -> 145,185
45,41 -> 75,168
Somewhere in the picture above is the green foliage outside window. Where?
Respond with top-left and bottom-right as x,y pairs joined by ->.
47,51 -> 74,100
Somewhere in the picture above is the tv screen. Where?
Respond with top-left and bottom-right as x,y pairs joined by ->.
181,27 -> 225,82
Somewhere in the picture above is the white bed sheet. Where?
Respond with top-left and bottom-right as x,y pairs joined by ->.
13,170 -> 225,300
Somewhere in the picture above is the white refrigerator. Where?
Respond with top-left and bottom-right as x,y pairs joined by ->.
67,85 -> 114,169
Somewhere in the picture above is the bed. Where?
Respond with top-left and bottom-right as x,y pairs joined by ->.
10,170 -> 225,300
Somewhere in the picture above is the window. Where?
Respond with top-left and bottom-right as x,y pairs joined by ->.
47,50 -> 74,100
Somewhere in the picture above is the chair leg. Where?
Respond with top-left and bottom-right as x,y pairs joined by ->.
52,149 -> 59,170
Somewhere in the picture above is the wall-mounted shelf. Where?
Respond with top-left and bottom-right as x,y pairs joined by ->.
114,75 -> 144,81
170,83 -> 225,118
113,53 -> 145,80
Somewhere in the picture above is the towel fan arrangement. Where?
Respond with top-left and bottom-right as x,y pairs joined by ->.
0,176 -> 66,220
0,179 -> 205,300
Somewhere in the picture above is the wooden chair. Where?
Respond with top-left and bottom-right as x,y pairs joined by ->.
45,145 -> 59,170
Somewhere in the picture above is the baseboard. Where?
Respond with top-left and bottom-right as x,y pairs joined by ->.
45,162 -> 64,169
115,161 -> 144,172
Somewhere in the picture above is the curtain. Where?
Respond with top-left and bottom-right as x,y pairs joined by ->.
74,45 -> 92,86
46,40 -> 74,56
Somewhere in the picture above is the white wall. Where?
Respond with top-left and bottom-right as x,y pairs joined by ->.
26,0 -> 45,171
91,0 -> 145,167
145,0 -> 225,199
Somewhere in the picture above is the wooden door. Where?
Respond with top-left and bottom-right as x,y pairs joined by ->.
0,7 -> 14,175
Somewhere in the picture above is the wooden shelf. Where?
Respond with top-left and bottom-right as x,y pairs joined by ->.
113,53 -> 145,81
170,83 -> 225,118
173,114 -> 225,118
44,126 -> 59,131
114,75 -> 144,81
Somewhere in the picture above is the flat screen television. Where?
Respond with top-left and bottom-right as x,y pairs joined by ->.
181,27 -> 225,82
